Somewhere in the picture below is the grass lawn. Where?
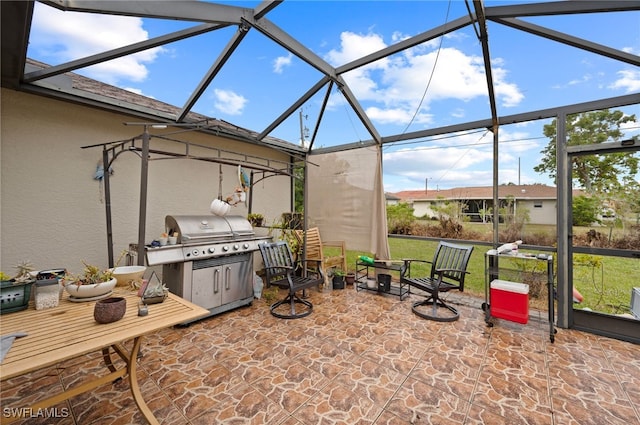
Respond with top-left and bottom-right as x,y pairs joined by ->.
336,238 -> 636,315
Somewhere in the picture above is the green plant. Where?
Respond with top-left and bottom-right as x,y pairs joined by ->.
63,261 -> 114,286
0,262 -> 36,283
573,195 -> 600,226
332,268 -> 345,277
262,286 -> 279,304
2,261 -> 36,283
386,203 -> 415,234
247,213 -> 264,226
267,216 -> 301,254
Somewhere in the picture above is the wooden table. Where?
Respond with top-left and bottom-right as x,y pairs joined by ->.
0,288 -> 209,424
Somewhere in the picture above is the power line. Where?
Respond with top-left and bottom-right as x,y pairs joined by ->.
434,129 -> 489,184
401,0 -> 452,134
388,134 -> 548,152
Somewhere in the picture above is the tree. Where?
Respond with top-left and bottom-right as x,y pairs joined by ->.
534,109 -> 638,194
386,203 -> 415,234
572,195 -> 600,226
293,161 -> 305,212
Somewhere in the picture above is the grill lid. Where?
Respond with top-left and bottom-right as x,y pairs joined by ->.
224,215 -> 255,237
165,215 -> 254,244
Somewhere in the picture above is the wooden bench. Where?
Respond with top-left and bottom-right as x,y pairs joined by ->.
259,241 -> 324,319
401,241 -> 474,322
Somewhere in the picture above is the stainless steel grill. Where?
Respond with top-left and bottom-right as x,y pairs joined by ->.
146,215 -> 270,321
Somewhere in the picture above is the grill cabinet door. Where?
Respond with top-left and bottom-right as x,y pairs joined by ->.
191,266 -> 222,310
221,261 -> 251,305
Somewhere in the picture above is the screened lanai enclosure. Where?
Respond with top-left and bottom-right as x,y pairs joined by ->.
1,1 -> 639,342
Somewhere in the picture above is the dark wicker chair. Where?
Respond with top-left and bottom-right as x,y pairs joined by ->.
401,241 -> 474,322
259,241 -> 324,319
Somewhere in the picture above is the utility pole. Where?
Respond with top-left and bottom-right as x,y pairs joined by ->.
299,108 -> 309,148
518,157 -> 521,185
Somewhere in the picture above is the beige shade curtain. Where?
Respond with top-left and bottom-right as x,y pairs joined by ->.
307,146 -> 391,260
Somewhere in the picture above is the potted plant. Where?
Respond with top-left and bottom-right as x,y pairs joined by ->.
247,213 -> 264,227
0,261 -> 37,314
332,268 -> 345,290
62,261 -> 116,299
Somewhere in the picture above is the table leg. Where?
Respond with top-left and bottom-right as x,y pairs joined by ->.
548,280 -> 556,343
101,347 -> 121,381
127,336 -> 159,425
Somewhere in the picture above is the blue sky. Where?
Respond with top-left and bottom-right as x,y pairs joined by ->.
27,1 -> 640,192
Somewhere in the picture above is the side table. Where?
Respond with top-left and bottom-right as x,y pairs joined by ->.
355,260 -> 409,300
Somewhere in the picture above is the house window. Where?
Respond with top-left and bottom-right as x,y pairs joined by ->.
534,201 -> 543,208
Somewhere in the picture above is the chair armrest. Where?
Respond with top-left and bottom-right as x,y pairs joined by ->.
402,259 -> 433,265
401,259 -> 433,279
298,259 -> 325,279
263,264 -> 295,273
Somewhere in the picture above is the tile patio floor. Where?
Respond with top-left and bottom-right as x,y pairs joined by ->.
2,285 -> 639,425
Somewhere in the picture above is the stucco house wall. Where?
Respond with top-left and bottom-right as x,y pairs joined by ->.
410,201 -> 434,219
1,88 -> 290,276
520,199 -> 557,225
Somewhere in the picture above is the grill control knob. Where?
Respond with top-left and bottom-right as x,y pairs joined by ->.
233,244 -> 239,250
243,243 -> 250,250
191,249 -> 200,256
208,247 -> 215,254
222,246 -> 229,252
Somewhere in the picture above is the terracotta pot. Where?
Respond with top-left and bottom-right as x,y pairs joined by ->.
94,296 -> 127,324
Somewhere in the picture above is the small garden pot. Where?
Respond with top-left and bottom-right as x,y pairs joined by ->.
332,275 -> 345,290
345,273 -> 356,285
94,297 -> 127,324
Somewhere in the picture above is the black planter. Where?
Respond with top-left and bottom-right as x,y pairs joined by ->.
377,274 -> 391,292
332,275 -> 345,289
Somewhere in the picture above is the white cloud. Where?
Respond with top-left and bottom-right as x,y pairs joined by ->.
325,31 -> 388,67
380,125 -> 548,190
609,69 -> 640,93
29,3 -> 163,85
122,87 -> 145,97
384,144 -> 495,189
324,31 -> 523,126
366,106 -> 433,125
273,53 -> 293,74
213,89 -> 247,115
383,130 -> 494,188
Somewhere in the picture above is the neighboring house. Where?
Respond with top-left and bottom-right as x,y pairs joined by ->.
391,184 -> 584,226
384,192 -> 402,206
